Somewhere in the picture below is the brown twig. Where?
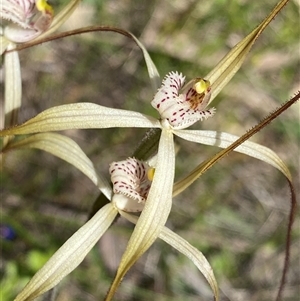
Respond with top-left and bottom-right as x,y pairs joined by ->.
206,91 -> 299,301
6,26 -> 139,53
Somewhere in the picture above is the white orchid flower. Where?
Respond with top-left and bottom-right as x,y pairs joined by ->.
6,135 -> 218,301
151,71 -> 215,129
1,0 -> 80,132
1,0 -> 80,44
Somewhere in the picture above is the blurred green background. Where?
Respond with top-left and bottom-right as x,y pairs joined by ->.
1,0 -> 299,300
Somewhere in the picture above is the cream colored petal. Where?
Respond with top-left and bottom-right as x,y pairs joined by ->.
173,129 -> 292,197
106,129 -> 175,300
5,132 -> 112,199
14,203 -> 117,301
182,0 -> 289,105
0,103 -> 161,136
4,42 -> 21,127
159,227 -> 219,301
207,0 -> 289,104
174,130 -> 291,180
119,211 -> 219,301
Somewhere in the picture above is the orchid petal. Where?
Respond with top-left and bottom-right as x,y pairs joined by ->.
0,103 -> 161,136
181,0 -> 289,105
173,129 -> 293,198
174,129 -> 291,180
106,129 -> 175,300
159,227 -> 219,301
119,211 -> 219,301
206,0 -> 289,104
5,132 -> 112,199
4,42 -> 21,128
14,203 -> 118,301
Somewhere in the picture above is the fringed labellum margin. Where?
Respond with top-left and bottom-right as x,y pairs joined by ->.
151,71 -> 215,130
110,158 -> 154,212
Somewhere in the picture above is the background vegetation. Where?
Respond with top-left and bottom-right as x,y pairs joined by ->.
1,0 -> 299,300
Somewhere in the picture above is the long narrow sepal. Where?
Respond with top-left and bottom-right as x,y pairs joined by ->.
106,129 -> 175,300
182,0 -> 290,105
14,203 -> 118,301
205,0 -> 290,104
173,129 -> 291,180
119,211 -> 219,301
172,91 -> 299,196
4,43 -> 21,128
4,132 -> 112,199
174,92 -> 299,301
0,103 -> 161,135
159,227 -> 219,301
